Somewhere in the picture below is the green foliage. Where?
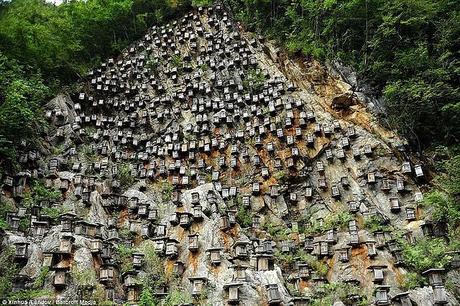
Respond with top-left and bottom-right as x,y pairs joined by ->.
401,272 -> 426,290
0,218 -> 7,230
41,206 -> 68,221
139,287 -> 157,306
0,0 -> 192,168
32,180 -> 61,202
170,55 -> 183,68
161,289 -> 193,306
153,179 -> 173,202
364,214 -> 391,233
423,155 -> 460,226
33,267 -> 49,289
192,0 -> 213,7
18,216 -> 30,232
0,246 -> 17,298
401,237 -> 450,273
227,0 -> 460,149
399,153 -> 460,284
0,0 -> 191,81
71,265 -> 97,288
441,154 -> 460,196
116,244 -> 134,274
243,68 -> 266,92
0,198 -> 14,230
146,57 -> 161,74
303,210 -> 353,235
263,219 -> 291,240
22,180 -> 61,208
307,258 -> 329,277
274,249 -> 295,268
92,283 -> 114,306
274,249 -> 329,277
309,282 -> 364,306
118,163 -> 135,190
138,241 -> 167,289
273,170 -> 287,182
326,210 -> 353,230
236,205 -> 252,228
119,227 -> 136,239
423,191 -> 458,224
0,53 -> 49,165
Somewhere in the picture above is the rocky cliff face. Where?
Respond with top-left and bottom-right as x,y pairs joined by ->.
1,3 -> 459,306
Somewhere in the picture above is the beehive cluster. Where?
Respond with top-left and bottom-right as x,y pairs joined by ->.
2,3 -> 458,306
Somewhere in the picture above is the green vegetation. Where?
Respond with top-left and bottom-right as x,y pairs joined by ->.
192,0 -> 213,7
0,198 -> 14,230
152,179 -> 174,202
0,246 -> 17,298
92,284 -> 114,306
275,249 -> 329,277
263,220 -> 291,240
0,0 -> 192,169
138,280 -> 194,306
400,237 -> 451,273
0,54 -> 49,167
41,206 -> 68,221
309,282 -> 368,306
0,218 -> 6,230
243,68 -> 266,92
424,154 -> 460,227
138,241 -> 167,289
119,227 -> 137,239
139,287 -> 156,306
162,290 -> 193,305
18,216 -> 30,232
363,214 -> 391,233
22,180 -> 61,208
236,205 -> 252,228
71,265 -> 97,288
171,55 -> 184,68
227,0 -> 460,151
146,57 -> 161,74
81,144 -> 98,165
302,210 -> 353,236
273,170 -> 287,183
399,154 -> 460,277
116,244 -> 135,274
118,163 -> 135,190
401,272 -> 426,290
33,267 -> 49,289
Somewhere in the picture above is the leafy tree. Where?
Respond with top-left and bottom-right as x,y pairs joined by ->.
0,53 -> 49,165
